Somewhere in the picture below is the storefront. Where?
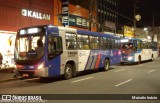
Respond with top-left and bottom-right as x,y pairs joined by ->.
0,0 -> 55,67
0,0 -> 96,67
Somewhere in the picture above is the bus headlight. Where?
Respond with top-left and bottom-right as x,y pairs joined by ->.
37,62 -> 44,70
128,56 -> 133,61
16,64 -> 24,69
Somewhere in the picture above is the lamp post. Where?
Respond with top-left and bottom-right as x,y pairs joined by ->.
133,0 -> 141,37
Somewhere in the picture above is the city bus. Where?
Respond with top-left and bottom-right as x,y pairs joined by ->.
121,38 -> 158,64
14,25 -> 121,79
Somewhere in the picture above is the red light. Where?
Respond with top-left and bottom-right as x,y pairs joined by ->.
118,51 -> 121,55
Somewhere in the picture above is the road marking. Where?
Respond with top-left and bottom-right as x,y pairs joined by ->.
115,79 -> 132,87
147,70 -> 155,74
115,69 -> 125,72
71,77 -> 93,83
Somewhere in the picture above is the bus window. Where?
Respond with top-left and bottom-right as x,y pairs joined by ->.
77,34 -> 89,50
89,36 -> 99,49
48,36 -> 63,59
108,38 -> 113,49
100,37 -> 108,49
66,33 -> 77,50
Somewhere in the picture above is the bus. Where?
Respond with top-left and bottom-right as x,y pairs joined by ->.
121,38 -> 158,64
14,25 -> 121,79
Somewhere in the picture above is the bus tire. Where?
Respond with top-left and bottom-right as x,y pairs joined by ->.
64,64 -> 73,80
138,56 -> 141,64
104,59 -> 110,71
120,62 -> 124,65
151,54 -> 154,61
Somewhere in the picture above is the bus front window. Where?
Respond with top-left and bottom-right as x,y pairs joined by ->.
122,43 -> 133,50
15,36 -> 45,61
122,43 -> 134,54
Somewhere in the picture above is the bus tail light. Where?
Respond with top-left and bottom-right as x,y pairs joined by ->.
118,51 -> 121,55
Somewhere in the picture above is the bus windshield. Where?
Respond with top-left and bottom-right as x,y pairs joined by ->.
15,35 -> 45,61
122,43 -> 133,50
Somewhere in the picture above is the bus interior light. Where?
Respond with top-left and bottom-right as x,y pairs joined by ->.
121,39 -> 129,43
28,28 -> 39,34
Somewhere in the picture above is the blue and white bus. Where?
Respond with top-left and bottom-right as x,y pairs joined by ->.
14,25 -> 121,79
121,38 -> 158,64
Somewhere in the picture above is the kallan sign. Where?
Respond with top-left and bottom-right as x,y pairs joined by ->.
21,9 -> 50,21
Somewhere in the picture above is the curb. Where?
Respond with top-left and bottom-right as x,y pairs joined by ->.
0,77 -> 18,83
0,68 -> 14,73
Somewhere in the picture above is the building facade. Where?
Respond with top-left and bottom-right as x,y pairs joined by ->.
0,0 -> 118,66
0,0 -> 56,67
97,0 -> 118,32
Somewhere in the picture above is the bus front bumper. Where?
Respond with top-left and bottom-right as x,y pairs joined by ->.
15,67 -> 49,77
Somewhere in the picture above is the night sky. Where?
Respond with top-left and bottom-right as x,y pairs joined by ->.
118,0 -> 160,28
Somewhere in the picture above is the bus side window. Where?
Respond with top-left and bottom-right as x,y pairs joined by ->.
48,36 -> 63,59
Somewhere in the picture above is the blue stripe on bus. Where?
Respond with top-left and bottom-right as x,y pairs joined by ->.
48,56 -> 61,77
84,50 -> 121,70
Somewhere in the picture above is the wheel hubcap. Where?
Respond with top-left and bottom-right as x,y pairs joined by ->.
66,67 -> 72,78
105,62 -> 109,70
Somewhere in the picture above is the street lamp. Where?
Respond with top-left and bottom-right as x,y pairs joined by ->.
135,14 -> 141,21
144,27 -> 147,31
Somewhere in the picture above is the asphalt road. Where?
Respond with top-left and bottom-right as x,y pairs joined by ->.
0,58 -> 160,103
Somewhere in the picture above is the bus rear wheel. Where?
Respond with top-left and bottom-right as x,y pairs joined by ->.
104,59 -> 110,71
151,55 -> 154,61
64,64 -> 73,80
138,56 -> 141,64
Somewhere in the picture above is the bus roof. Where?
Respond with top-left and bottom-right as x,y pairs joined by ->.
17,24 -> 120,39
77,29 -> 118,39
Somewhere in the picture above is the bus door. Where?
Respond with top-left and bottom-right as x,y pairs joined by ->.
47,35 -> 63,77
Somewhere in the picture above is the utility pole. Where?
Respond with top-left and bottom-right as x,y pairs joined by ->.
152,15 -> 155,41
133,0 -> 136,36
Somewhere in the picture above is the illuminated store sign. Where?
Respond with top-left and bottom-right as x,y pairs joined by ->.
21,9 -> 50,20
62,0 -> 69,27
69,14 -> 89,28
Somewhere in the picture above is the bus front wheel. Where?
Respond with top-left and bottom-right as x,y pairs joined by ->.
64,64 -> 73,80
104,59 -> 110,71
